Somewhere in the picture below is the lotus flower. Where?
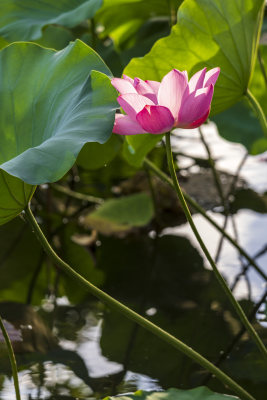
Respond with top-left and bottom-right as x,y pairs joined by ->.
111,67 -> 220,135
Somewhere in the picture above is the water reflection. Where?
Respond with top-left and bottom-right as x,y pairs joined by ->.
0,123 -> 267,399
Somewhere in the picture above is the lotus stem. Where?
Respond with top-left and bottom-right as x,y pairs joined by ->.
165,131 -> 267,361
23,204 -> 255,400
246,89 -> 267,137
143,157 -> 267,281
0,315 -> 21,400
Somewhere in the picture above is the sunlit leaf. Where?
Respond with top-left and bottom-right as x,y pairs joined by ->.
0,40 -> 117,186
124,0 -> 265,115
95,0 -> 182,50
213,44 -> 267,153
0,0 -> 103,41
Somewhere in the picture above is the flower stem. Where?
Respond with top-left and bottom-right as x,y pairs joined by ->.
23,204 -> 255,400
199,127 -> 227,210
165,131 -> 267,361
0,315 -> 21,400
246,89 -> 267,137
143,157 -> 267,281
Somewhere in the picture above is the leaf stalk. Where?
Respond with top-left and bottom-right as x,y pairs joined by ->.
24,204 -> 255,400
164,131 -> 267,362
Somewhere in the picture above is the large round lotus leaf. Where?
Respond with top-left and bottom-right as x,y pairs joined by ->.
124,0 -> 265,115
0,171 -> 35,226
0,40 -> 117,185
0,0 -> 103,41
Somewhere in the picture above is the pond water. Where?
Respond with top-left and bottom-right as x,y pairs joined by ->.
0,124 -> 266,400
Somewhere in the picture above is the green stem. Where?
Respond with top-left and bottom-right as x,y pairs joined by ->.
143,157 -> 267,281
0,315 -> 21,400
23,204 -> 254,400
165,131 -> 267,361
246,89 -> 267,137
199,127 -> 227,210
51,183 -> 103,205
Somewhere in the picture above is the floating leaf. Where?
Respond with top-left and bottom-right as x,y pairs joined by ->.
124,0 -> 265,115
105,386 -> 238,400
84,193 -> 154,234
0,40 -> 117,186
0,0 -> 103,41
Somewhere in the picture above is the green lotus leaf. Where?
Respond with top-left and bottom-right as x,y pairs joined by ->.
213,44 -> 267,153
0,36 -> 8,50
95,0 -> 182,50
0,40 -> 117,185
0,171 -> 35,226
122,134 -> 163,168
77,135 -> 122,170
124,0 -> 265,115
0,0 -> 103,41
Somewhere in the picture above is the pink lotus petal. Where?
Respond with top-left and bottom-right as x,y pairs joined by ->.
188,68 -> 207,93
183,108 -> 210,129
204,67 -> 220,87
178,84 -> 214,127
123,74 -> 134,84
133,78 -> 157,103
118,93 -> 154,121
145,80 -> 160,96
158,69 -> 188,120
136,105 -> 174,134
113,114 -> 146,135
111,78 -> 137,94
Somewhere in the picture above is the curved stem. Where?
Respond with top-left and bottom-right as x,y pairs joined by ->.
199,127 -> 226,210
143,157 -> 267,281
246,89 -> 267,137
51,183 -> 103,205
165,131 -> 267,361
23,204 -> 255,400
0,315 -> 21,400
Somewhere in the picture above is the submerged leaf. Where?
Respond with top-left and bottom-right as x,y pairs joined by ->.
84,193 -> 154,234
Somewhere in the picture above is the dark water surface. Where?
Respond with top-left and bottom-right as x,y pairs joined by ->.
0,125 -> 266,399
